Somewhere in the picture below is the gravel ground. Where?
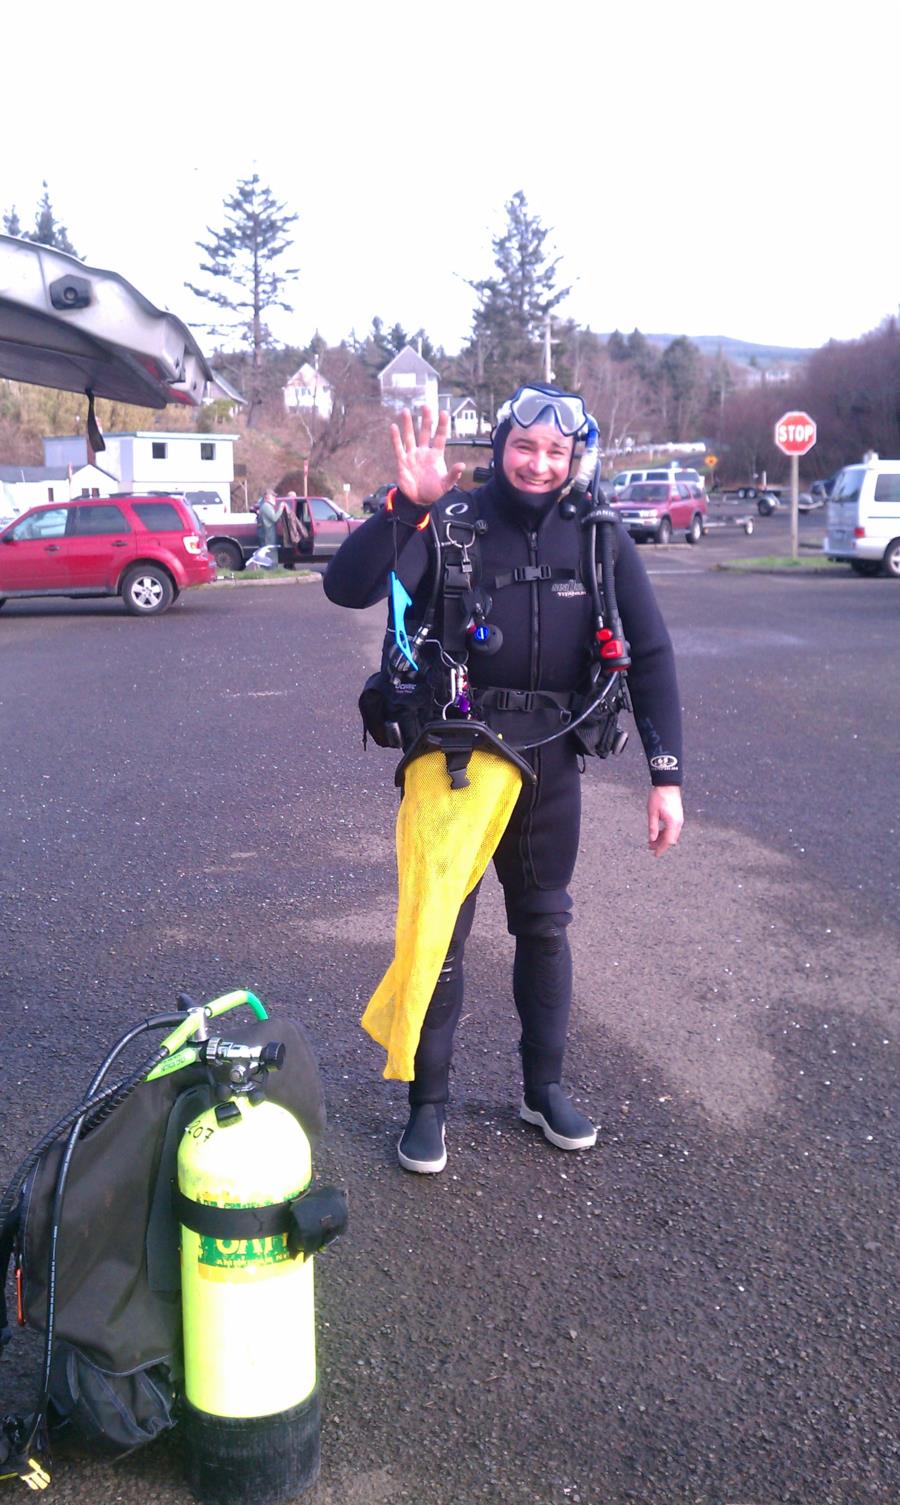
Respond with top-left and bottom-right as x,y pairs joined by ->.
0,556 -> 896,1505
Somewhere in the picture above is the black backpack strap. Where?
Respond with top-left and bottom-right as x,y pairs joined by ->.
485,565 -> 579,590
0,1412 -> 51,1491
477,687 -> 577,716
0,1201 -> 19,1351
1,1201 -> 51,1490
430,492 -> 482,657
146,1085 -> 210,1294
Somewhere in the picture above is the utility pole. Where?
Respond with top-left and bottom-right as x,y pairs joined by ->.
543,315 -> 554,383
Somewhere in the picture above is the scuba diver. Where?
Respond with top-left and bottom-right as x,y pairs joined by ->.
324,385 -> 683,1173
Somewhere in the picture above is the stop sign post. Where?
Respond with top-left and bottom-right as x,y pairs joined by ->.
775,410 -> 816,559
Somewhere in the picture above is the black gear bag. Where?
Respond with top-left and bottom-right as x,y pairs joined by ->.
0,998 -> 326,1484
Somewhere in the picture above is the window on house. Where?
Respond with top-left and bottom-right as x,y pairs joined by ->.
393,373 -> 416,389
152,442 -> 167,460
47,487 -> 55,501
200,442 -> 215,461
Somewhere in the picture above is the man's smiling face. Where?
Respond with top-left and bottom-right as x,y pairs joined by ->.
501,422 -> 574,493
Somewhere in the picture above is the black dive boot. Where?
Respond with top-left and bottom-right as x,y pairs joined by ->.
520,1084 -> 596,1150
398,1104 -> 447,1173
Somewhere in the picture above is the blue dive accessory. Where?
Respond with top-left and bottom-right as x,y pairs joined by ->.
497,384 -> 590,438
568,412 -> 601,498
389,571 -> 417,669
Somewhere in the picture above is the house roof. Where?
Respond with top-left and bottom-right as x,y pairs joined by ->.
43,431 -> 240,442
379,344 -> 440,382
285,362 -> 332,390
0,463 -> 117,483
438,393 -> 477,415
206,370 -> 247,405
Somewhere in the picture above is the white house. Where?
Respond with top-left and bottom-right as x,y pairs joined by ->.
283,362 -> 333,420
0,462 -> 118,521
42,431 -> 240,509
378,345 -> 440,416
438,394 -> 482,438
204,370 -> 247,414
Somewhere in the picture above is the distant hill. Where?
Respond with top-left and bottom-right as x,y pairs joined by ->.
602,333 -> 813,369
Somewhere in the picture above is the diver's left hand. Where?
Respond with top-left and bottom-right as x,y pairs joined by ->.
647,785 -> 683,857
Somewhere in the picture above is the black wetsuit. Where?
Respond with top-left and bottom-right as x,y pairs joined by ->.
324,478 -> 682,1105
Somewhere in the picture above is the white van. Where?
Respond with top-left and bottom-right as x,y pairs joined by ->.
823,456 -> 900,577
611,465 -> 705,492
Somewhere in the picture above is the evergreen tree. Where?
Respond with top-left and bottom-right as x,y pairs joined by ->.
186,173 -> 298,420
358,317 -> 394,379
626,328 -> 654,375
359,317 -> 437,379
32,183 -> 79,254
463,190 -> 570,413
606,329 -> 628,361
3,183 -> 80,256
387,321 -> 409,355
659,336 -> 703,438
369,317 -> 392,357
410,327 -> 438,364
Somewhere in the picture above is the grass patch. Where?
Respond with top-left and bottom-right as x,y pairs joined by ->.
719,554 -> 847,571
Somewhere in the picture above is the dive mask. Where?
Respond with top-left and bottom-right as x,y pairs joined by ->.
497,384 -> 590,439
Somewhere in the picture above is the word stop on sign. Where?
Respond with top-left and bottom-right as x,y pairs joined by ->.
777,421 -> 814,445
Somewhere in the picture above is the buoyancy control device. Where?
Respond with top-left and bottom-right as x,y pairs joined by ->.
0,989 -> 346,1503
358,471 -> 633,784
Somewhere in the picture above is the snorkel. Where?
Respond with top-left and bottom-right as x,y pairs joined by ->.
560,413 -> 601,510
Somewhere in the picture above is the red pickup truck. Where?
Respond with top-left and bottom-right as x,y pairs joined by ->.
199,495 -> 363,571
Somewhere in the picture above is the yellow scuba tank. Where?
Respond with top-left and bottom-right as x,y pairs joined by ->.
176,1036 -> 347,1505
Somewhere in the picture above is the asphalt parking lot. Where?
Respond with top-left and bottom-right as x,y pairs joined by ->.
0,543 -> 896,1505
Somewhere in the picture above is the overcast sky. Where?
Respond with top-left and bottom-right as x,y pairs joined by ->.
4,0 -> 898,359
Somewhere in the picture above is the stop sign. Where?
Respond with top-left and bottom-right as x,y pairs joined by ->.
774,411 -> 816,456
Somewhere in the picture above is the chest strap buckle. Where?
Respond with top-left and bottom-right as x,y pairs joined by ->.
495,689 -> 535,712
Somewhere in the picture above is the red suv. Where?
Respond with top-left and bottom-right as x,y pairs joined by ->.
0,494 -> 216,616
611,481 -> 707,545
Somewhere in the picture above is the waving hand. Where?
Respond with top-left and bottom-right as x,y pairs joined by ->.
390,406 -> 466,508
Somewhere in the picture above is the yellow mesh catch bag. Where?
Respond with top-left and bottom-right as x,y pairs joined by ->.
362,747 -> 523,1080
